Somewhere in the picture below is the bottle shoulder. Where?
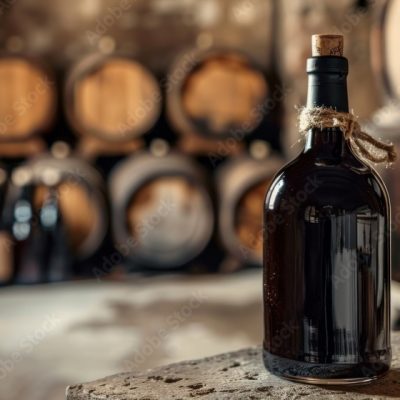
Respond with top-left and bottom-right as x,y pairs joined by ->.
265,153 -> 389,214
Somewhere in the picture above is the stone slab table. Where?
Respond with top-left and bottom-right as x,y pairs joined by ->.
66,332 -> 400,400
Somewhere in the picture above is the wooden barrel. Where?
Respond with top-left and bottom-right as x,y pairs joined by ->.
217,151 -> 284,266
0,56 -> 56,141
25,155 -> 108,260
167,49 -> 269,139
372,0 -> 400,101
109,152 -> 214,268
65,54 -> 161,142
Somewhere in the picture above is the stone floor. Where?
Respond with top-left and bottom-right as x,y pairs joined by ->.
1,271 -> 400,400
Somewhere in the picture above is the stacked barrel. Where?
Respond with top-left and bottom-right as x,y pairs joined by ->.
0,56 -> 56,155
0,44 -> 285,283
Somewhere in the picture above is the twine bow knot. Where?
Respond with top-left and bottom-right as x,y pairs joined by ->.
299,107 -> 396,166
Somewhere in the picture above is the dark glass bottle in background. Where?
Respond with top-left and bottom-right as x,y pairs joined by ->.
263,35 -> 391,384
40,168 -> 72,282
11,167 -> 45,285
0,167 -> 12,286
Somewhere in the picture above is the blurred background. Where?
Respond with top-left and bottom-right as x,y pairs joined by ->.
0,0 -> 400,399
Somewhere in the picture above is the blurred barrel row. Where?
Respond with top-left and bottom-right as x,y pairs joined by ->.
0,49 -> 278,152
0,45 -> 286,284
1,0 -> 400,283
0,141 -> 284,285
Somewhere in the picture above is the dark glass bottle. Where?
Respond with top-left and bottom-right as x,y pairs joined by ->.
40,182 -> 72,283
0,167 -> 12,287
11,168 -> 45,285
263,36 -> 391,384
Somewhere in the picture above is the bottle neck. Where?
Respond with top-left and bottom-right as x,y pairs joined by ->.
304,128 -> 346,159
304,56 -> 349,157
306,57 -> 349,112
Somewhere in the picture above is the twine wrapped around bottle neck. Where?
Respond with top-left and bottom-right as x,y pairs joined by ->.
298,107 -> 397,166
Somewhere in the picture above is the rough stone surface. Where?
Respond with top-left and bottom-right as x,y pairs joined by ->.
0,273 -> 263,400
67,333 -> 400,400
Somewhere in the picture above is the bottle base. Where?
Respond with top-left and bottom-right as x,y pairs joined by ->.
263,350 -> 390,386
281,373 -> 384,386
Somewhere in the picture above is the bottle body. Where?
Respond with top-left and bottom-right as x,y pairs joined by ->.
263,129 -> 391,383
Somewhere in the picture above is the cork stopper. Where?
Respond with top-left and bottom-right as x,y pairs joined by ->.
312,34 -> 344,57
